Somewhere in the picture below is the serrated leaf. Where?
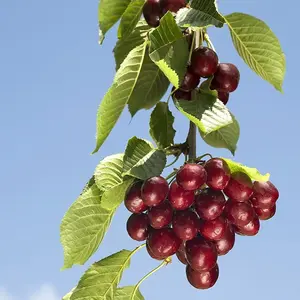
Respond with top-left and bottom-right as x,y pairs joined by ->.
149,12 -> 189,88
63,288 -> 76,300
150,102 -> 176,149
199,77 -> 218,97
225,13 -> 285,92
123,137 -> 166,180
93,42 -> 148,153
115,286 -> 144,300
199,113 -> 240,155
98,0 -> 132,44
60,178 -> 115,269
175,91 -> 233,134
176,0 -> 225,28
221,158 -> 270,181
70,250 -> 133,300
118,0 -> 145,39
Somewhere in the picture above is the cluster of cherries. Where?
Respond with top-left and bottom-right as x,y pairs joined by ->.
124,158 -> 279,289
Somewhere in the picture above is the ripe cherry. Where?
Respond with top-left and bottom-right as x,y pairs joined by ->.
225,200 -> 255,227
250,181 -> 279,209
185,236 -> 217,272
180,68 -> 200,92
161,0 -> 186,14
148,200 -> 173,229
176,163 -> 207,191
198,215 -> 228,241
211,63 -> 240,93
254,204 -> 276,221
205,158 -> 231,191
223,172 -> 253,202
146,243 -> 164,260
176,242 -> 188,265
143,0 -> 162,28
124,181 -> 148,213
126,213 -> 149,241
173,88 -> 192,101
214,225 -> 235,256
172,210 -> 199,240
190,46 -> 219,78
186,264 -> 219,290
195,189 -> 226,220
218,91 -> 229,105
142,176 -> 169,207
235,215 -> 260,236
147,228 -> 181,258
169,181 -> 195,210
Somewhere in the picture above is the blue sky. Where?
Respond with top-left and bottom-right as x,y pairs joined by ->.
0,0 -> 298,299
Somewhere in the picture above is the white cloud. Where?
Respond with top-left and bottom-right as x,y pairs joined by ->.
0,287 -> 14,300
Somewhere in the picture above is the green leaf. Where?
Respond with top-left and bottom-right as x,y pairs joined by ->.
221,158 -> 270,181
114,21 -> 150,70
118,0 -> 146,39
149,12 -> 189,88
199,113 -> 240,155
176,0 -> 225,28
115,286 -> 144,300
225,13 -> 286,92
199,77 -> 218,97
150,102 -> 176,149
93,42 -> 148,153
123,137 -> 167,180
175,91 -> 233,134
63,288 -> 76,300
98,0 -> 132,44
60,178 -> 115,269
70,250 -> 133,300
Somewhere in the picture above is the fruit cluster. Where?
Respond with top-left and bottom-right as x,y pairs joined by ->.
124,158 -> 279,289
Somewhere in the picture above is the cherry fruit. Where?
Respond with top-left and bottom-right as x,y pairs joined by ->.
198,215 -> 228,241
126,213 -> 149,241
254,205 -> 276,221
124,181 -> 148,213
225,200 -> 255,227
235,215 -> 260,236
250,181 -> 279,209
180,68 -> 200,91
214,225 -> 235,256
218,91 -> 229,105
173,88 -> 192,101
186,264 -> 219,289
143,0 -> 162,28
148,200 -> 173,229
146,243 -> 164,260
172,210 -> 199,240
169,181 -> 195,210
161,0 -> 186,14
176,242 -> 188,265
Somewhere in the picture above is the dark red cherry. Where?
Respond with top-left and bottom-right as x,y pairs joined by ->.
143,0 -> 162,28
198,215 -> 228,241
172,210 -> 199,240
235,215 -> 260,236
218,91 -> 229,105
254,204 -> 276,221
146,243 -> 164,260
176,242 -> 188,265
190,46 -> 219,78
223,172 -> 253,202
214,225 -> 235,256
126,213 -> 149,241
176,163 -> 207,191
124,181 -> 148,213
169,181 -> 195,210
205,158 -> 231,191
250,181 -> 279,209
225,200 -> 255,227
142,176 -> 169,207
148,201 -> 173,229
173,88 -> 192,101
195,189 -> 226,220
161,0 -> 186,14
185,236 -> 217,272
147,228 -> 181,258
211,63 -> 240,93
180,68 -> 201,92
186,264 -> 219,290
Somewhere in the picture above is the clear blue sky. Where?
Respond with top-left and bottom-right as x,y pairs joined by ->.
0,1 -> 298,299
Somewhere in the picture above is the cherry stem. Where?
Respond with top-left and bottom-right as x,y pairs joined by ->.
165,170 -> 177,181
204,32 -> 216,53
196,153 -> 213,161
165,154 -> 181,168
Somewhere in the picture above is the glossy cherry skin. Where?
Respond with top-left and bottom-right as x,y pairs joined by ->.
190,46 -> 219,77
126,213 -> 149,241
254,204 -> 276,221
172,210 -> 199,240
195,189 -> 226,220
169,181 -> 195,210
225,200 -> 255,227
198,215 -> 228,241
148,201 -> 173,229
223,172 -> 253,202
186,264 -> 219,290
180,68 -> 201,91
205,158 -> 231,191
214,225 -> 235,256
250,181 -> 279,209
143,0 -> 162,27
142,176 -> 169,207
176,163 -> 207,191
161,0 -> 186,14
173,88 -> 192,101
147,228 -> 181,258
211,63 -> 240,93
176,242 -> 188,265
185,236 -> 218,272
124,181 -> 148,213
146,243 -> 164,260
235,215 -> 260,236
218,91 -> 229,105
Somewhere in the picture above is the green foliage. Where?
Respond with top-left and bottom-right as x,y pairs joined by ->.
149,12 -> 189,88
115,286 -> 144,300
123,137 -> 167,180
225,13 -> 286,92
62,288 -> 75,300
150,102 -> 176,149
